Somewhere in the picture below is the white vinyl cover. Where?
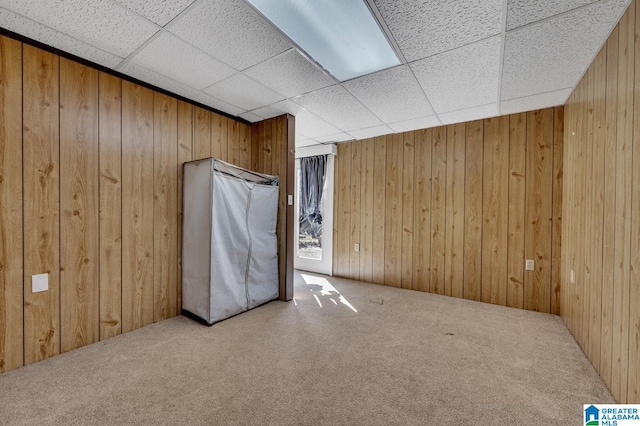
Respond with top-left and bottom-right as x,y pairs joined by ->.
182,158 -> 279,324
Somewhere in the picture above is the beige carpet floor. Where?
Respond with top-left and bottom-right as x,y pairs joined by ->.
0,271 -> 613,425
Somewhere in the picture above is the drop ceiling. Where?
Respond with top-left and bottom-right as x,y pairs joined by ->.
0,0 -> 630,147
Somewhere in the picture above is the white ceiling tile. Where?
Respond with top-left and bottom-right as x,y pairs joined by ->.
296,138 -> 320,148
118,62 -> 246,117
244,49 -> 335,98
438,103 -> 498,125
347,125 -> 393,140
388,116 -> 441,133
204,73 -> 284,111
293,85 -> 382,131
372,0 -> 503,61
411,36 -> 501,114
500,88 -> 572,115
168,0 -> 291,70
0,0 -> 160,57
129,32 -> 235,90
343,65 -> 434,123
315,133 -> 355,143
252,100 -> 302,119
501,0 -> 630,101
113,0 -> 194,27
0,8 -> 123,68
506,0 -> 598,30
239,111 -> 263,123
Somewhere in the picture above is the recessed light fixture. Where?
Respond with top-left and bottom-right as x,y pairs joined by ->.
244,0 -> 401,82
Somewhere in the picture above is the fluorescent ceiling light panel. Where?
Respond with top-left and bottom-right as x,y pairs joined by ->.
245,0 -> 400,82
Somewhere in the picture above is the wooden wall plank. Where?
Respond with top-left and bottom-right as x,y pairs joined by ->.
583,64 -> 595,361
600,25 -> 618,391
551,106 -> 564,316
238,123 -> 251,170
153,93 -> 178,322
211,114 -> 228,161
464,121 -> 483,302
121,82 -> 154,334
629,0 -> 640,402
0,35 -> 23,372
587,50 -> 606,372
481,116 -> 509,306
372,136 -> 386,285
349,140 -> 362,280
59,58 -> 99,353
98,73 -> 122,339
360,139 -> 374,282
413,129 -> 431,293
401,131 -> 415,290
430,127 -> 446,295
273,116 -> 287,293
177,101 -> 193,315
335,143 -> 351,277
263,120 -> 273,174
612,2 -> 634,402
22,45 -> 60,365
194,107 -> 211,160
445,124 -> 465,298
385,134 -> 403,287
507,113 -> 526,309
525,109 -> 553,313
228,119 -> 240,166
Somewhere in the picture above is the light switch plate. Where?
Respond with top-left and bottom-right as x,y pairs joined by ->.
525,259 -> 535,271
570,269 -> 575,283
32,273 -> 48,293
288,194 -> 293,206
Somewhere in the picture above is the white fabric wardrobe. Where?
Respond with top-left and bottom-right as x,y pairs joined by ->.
182,158 -> 280,325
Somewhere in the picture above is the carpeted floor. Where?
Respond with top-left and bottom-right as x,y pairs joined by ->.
0,271 -> 613,425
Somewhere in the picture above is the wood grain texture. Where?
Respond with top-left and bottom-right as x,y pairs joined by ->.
0,35 -> 23,373
507,113 -> 526,309
430,127 -> 446,295
350,140 -> 362,280
22,45 -> 60,365
372,136 -> 386,285
600,25 -> 618,391
629,0 -> 640,402
401,131 -> 415,290
274,116 -> 287,294
482,116 -> 509,306
211,114 -> 228,161
335,143 -> 351,277
463,121 -> 483,302
177,101 -> 193,315
238,123 -> 251,170
227,119 -> 239,166
445,124 -> 464,298
59,58 -> 99,353
194,107 -> 211,160
612,1 -> 634,402
413,129 -> 431,293
360,139 -> 374,282
525,109 -> 553,313
551,106 -> 564,316
98,72 -> 122,339
153,93 -> 178,323
384,134 -> 402,288
121,81 -> 154,334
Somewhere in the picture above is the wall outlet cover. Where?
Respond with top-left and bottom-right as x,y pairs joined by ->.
32,273 -> 48,293
525,259 -> 535,271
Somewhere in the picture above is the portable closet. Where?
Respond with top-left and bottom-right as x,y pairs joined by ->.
182,158 -> 279,325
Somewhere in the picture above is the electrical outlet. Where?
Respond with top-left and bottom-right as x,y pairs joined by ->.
354,243 -> 360,252
287,195 -> 293,206
525,259 -> 535,271
32,273 -> 48,293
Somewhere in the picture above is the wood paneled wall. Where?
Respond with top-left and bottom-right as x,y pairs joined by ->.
0,35 -> 287,373
251,115 -> 295,301
562,0 -> 640,404
334,108 -> 563,313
